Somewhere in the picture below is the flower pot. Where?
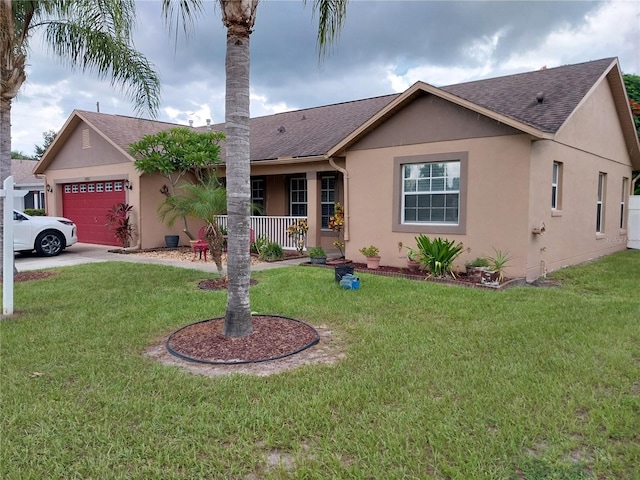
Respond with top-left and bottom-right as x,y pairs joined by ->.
481,269 -> 500,284
310,257 -> 327,265
165,235 -> 180,249
466,265 -> 487,282
407,260 -> 420,271
366,256 -> 381,270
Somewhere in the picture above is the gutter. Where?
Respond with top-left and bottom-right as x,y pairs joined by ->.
328,156 -> 350,241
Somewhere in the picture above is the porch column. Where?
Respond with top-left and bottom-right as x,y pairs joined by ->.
306,171 -> 319,248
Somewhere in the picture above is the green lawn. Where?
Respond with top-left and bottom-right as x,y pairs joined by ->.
1,251 -> 639,479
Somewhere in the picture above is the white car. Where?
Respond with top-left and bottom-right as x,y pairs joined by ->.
13,210 -> 78,256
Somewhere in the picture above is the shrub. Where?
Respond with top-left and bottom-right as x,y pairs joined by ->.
259,242 -> 284,261
359,245 -> 380,257
24,208 -> 45,216
308,246 -> 327,258
105,203 -> 134,248
465,257 -> 489,268
415,234 -> 463,277
251,234 -> 269,255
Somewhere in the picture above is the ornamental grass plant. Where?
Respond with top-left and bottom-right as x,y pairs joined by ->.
2,251 -> 639,479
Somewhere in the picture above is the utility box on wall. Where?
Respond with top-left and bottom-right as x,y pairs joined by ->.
628,196 -> 640,250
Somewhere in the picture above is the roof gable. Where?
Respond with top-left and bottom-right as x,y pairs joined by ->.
442,58 -> 617,133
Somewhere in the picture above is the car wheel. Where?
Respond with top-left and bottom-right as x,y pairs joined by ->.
35,230 -> 64,257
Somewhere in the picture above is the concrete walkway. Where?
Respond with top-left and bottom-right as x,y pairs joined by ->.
14,243 -> 305,273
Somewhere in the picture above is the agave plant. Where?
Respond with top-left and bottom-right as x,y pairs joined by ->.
488,248 -> 513,283
415,234 -> 464,278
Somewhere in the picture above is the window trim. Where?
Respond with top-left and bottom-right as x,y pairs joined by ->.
392,152 -> 468,235
320,175 -> 337,230
289,176 -> 307,217
251,176 -> 265,216
551,161 -> 563,211
596,172 -> 606,234
620,177 -> 628,231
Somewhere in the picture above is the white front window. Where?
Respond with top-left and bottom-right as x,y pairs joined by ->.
402,161 -> 460,225
290,177 -> 307,217
321,176 -> 336,229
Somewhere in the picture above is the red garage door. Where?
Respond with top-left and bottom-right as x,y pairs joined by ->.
62,180 -> 127,245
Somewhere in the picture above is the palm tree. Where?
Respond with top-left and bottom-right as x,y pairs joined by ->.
158,179 -> 228,275
0,0 -> 160,279
162,0 -> 349,337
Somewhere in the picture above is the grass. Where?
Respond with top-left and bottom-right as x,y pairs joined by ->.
1,251 -> 639,479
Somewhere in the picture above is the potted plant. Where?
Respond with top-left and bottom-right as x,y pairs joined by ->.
359,245 -> 381,269
484,248 -> 513,284
465,256 -> 490,281
308,246 -> 327,264
406,247 -> 421,271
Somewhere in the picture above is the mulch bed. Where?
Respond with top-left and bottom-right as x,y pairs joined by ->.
307,261 -> 526,289
198,278 -> 258,290
166,315 -> 320,364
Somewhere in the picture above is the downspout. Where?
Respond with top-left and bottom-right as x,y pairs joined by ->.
633,174 -> 639,195
328,156 -> 350,241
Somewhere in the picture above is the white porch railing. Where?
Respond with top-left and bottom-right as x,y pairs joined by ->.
216,215 -> 307,251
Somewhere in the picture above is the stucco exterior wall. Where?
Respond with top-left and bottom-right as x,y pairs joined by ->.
344,134 -> 533,279
525,79 -> 634,280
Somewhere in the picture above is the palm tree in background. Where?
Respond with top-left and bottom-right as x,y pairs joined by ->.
158,179 -> 228,276
162,0 -> 349,337
0,0 -> 160,279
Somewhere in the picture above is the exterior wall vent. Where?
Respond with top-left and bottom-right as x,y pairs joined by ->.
82,129 -> 91,149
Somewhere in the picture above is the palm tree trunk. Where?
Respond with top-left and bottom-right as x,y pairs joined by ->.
222,21 -> 253,337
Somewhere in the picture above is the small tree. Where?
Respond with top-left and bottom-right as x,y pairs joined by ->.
130,127 -> 225,238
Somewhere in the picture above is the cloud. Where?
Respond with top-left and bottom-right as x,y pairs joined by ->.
9,0 -> 638,157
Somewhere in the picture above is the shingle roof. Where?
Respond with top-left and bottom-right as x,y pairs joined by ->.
70,58 -> 619,162
11,159 -> 42,185
77,111 -> 182,153
441,58 -> 615,133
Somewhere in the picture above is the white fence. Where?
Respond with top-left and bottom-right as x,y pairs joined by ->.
216,215 -> 307,251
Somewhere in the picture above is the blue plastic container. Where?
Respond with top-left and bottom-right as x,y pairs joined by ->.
339,274 -> 360,290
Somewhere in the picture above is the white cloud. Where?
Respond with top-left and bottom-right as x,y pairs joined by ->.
250,91 -> 297,117
502,0 -> 639,73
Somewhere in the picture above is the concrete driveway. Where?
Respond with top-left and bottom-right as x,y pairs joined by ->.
14,243 -> 119,272
14,243 -> 302,273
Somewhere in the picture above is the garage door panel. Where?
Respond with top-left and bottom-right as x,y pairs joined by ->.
62,181 -> 127,245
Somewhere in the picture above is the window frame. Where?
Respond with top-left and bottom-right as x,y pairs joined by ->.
289,176 -> 307,217
551,161 -> 563,211
392,152 -> 468,235
620,177 -> 628,230
251,176 -> 265,216
596,172 -> 606,234
320,175 -> 337,230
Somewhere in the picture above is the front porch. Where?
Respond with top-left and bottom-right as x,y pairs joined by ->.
216,215 -> 311,251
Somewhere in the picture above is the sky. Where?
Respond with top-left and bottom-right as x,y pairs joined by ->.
10,0 -> 640,157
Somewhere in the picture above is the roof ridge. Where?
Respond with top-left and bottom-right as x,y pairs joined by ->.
251,93 -> 400,120
441,57 -> 616,89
